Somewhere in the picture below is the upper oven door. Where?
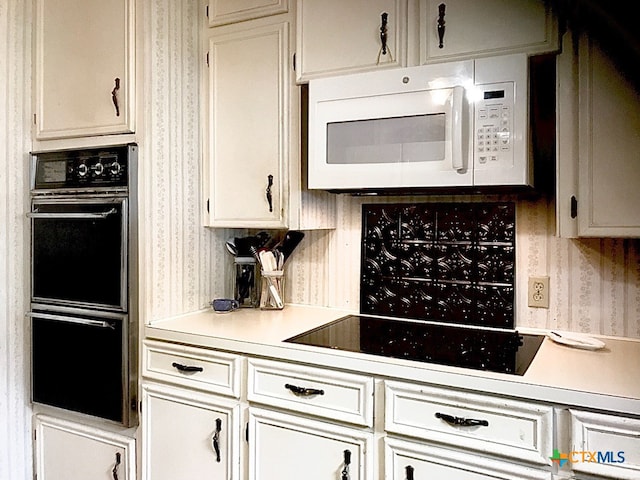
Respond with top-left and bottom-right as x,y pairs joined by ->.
29,197 -> 128,312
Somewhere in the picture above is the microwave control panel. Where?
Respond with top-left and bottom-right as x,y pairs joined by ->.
474,81 -> 515,168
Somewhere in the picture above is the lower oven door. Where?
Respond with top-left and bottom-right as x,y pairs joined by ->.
29,197 -> 127,311
29,310 -> 135,426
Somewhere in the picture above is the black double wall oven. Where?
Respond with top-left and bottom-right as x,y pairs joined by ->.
28,144 -> 138,427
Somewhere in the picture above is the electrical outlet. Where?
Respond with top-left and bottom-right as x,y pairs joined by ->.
528,276 -> 550,308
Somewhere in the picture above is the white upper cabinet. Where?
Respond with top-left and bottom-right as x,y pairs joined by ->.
419,0 -> 558,64
207,0 -> 289,26
34,0 -> 135,140
295,0 -> 558,82
296,0 -> 408,82
204,15 -> 292,228
557,31 -> 640,238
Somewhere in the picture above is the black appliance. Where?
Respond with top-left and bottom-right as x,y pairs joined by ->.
28,144 -> 138,427
286,315 -> 544,375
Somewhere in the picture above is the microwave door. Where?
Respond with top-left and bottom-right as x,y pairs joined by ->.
309,87 -> 472,190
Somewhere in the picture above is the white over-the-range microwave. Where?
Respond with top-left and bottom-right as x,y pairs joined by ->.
307,54 -> 531,191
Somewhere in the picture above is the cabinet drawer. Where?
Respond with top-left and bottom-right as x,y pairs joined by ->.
570,409 -> 640,479
142,339 -> 242,397
385,380 -> 553,465
247,358 -> 374,426
385,436 -> 552,480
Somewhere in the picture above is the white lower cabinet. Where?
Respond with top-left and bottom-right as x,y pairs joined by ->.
141,383 -> 241,480
34,414 -> 135,480
385,436 -> 552,480
569,409 -> 640,480
248,407 -> 374,480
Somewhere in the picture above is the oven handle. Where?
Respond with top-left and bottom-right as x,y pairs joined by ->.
26,312 -> 116,329
26,208 -> 118,220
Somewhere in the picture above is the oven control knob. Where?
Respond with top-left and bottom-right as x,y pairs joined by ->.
92,162 -> 104,176
110,161 -> 121,176
77,163 -> 88,177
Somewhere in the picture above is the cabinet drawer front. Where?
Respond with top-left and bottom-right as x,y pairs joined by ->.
385,381 -> 553,465
142,339 -> 241,397
385,437 -> 552,480
247,358 -> 374,426
570,409 -> 640,479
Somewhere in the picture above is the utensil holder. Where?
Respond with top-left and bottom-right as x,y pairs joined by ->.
260,270 -> 284,310
233,257 -> 260,308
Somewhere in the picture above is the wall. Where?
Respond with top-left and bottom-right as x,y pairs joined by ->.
0,0 -> 32,478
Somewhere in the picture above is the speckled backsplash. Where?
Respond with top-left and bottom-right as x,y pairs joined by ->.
360,202 -> 515,328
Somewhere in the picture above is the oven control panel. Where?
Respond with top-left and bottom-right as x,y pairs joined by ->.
32,144 -> 135,191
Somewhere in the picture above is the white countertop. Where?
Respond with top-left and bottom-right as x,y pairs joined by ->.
145,304 -> 640,416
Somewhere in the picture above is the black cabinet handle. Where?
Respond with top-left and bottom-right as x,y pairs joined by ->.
435,412 -> 488,427
405,465 -> 414,480
171,362 -> 204,373
111,78 -> 121,117
437,3 -> 446,48
112,452 -> 121,480
212,418 -> 222,462
284,383 -> 325,396
341,449 -> 351,480
380,12 -> 389,55
266,174 -> 274,212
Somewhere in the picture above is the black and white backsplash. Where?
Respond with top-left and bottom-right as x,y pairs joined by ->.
361,202 -> 515,329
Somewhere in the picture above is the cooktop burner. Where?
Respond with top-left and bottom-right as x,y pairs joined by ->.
285,315 -> 544,375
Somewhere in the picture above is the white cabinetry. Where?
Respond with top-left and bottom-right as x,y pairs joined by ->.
140,340 -> 243,480
295,0 -> 557,82
296,0 -> 407,82
141,383 -> 241,480
419,0 -> 558,64
246,358 -> 375,480
569,409 -> 640,479
208,0 -> 289,26
249,408 -> 374,480
557,31 -> 640,238
34,0 -> 135,140
386,436 -> 552,479
203,5 -> 334,229
385,380 -> 553,465
34,414 -> 135,480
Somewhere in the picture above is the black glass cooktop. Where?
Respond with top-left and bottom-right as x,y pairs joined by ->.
285,315 -> 544,375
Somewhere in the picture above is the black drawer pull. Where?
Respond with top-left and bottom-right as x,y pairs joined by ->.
435,412 -> 488,427
284,383 -> 324,396
172,362 -> 204,373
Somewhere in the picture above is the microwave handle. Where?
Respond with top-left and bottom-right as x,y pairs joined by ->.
451,86 -> 465,172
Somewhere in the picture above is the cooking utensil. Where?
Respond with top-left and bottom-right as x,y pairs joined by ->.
225,238 -> 238,256
276,230 -> 305,263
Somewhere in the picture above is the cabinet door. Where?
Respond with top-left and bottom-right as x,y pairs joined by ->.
141,383 -> 241,480
208,0 -> 289,26
557,32 -> 640,237
386,437 -> 552,480
34,0 -> 135,139
204,16 -> 292,228
296,0 -> 407,82
248,408 -> 374,480
420,0 -> 557,63
34,414 -> 135,480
